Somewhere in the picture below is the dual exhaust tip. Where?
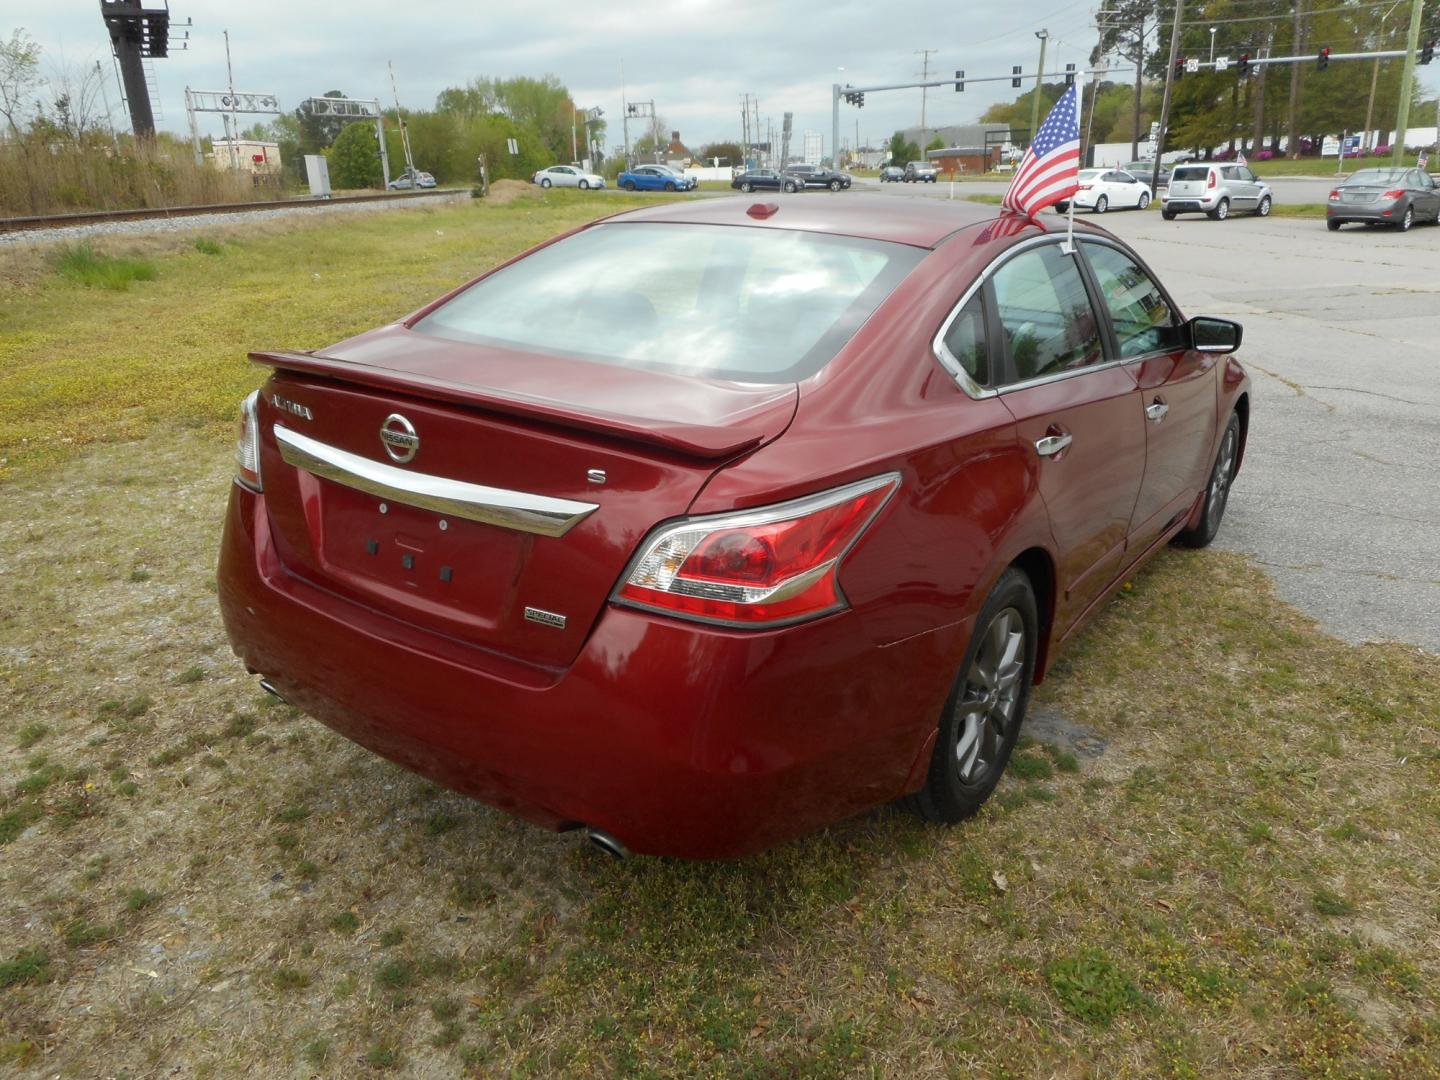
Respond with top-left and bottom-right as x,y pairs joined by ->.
257,675 -> 629,859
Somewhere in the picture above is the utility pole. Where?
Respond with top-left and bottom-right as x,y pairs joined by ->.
915,48 -> 937,147
224,30 -> 239,170
389,61 -> 415,177
831,85 -> 840,171
1390,0 -> 1426,164
1363,2 -> 1404,149
1150,0 -> 1185,195
1030,31 -> 1050,148
621,61 -> 630,168
1286,0 -> 1306,159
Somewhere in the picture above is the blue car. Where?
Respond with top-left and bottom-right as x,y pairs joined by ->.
618,164 -> 697,192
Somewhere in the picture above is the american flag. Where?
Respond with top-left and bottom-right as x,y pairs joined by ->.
1236,151 -> 1248,167
1001,82 -> 1082,218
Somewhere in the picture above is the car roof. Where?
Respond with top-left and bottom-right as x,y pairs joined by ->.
603,193 -> 1073,249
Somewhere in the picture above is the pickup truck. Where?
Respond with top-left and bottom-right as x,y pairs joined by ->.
783,164 -> 853,191
904,160 -> 939,183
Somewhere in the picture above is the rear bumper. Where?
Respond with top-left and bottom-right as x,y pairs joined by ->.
217,486 -> 952,858
1326,201 -> 1400,223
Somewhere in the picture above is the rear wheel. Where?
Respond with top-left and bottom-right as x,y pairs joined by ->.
1176,414 -> 1240,548
622,180 -> 636,191
1162,209 -> 1177,220
1256,194 -> 1272,216
1209,198 -> 1230,221
1054,201 -> 1069,214
1094,195 -> 1109,214
904,568 -> 1037,823
1138,191 -> 1151,209
1398,206 -> 1414,232
1327,218 -> 1342,231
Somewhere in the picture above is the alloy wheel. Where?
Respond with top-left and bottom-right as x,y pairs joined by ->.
1400,207 -> 1413,232
954,607 -> 1027,784
1258,195 -> 1271,216
1139,191 -> 1151,209
1095,195 -> 1108,213
1206,424 -> 1238,535
1215,199 -> 1229,220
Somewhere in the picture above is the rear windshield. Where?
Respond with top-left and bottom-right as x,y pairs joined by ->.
414,222 -> 924,383
1346,168 -> 1407,184
1171,166 -> 1211,182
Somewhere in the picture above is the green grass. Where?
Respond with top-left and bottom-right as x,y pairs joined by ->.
51,243 -> 158,291
1269,202 -> 1328,219
0,950 -> 51,989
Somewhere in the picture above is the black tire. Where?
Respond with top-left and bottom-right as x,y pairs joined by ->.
622,180 -> 636,191
1327,218 -> 1342,231
1054,202 -> 1069,214
1256,194 -> 1271,217
1094,194 -> 1109,214
1175,413 -> 1240,549
540,178 -> 552,189
1162,209 -> 1177,220
829,179 -> 842,191
664,181 -> 676,191
741,181 -> 754,193
579,180 -> 589,190
1398,205 -> 1414,232
1208,197 -> 1230,221
904,568 -> 1038,823
1138,191 -> 1151,210
784,181 -> 797,193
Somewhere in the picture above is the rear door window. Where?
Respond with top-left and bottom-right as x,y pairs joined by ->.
939,293 -> 990,386
990,244 -> 1104,382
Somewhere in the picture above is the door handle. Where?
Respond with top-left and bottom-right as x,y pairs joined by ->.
1034,433 -> 1073,457
1145,399 -> 1169,423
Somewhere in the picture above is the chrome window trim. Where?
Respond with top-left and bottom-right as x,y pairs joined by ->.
273,424 -> 598,538
933,233 -> 1130,399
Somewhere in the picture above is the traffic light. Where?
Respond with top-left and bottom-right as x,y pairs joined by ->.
955,69 -> 965,92
1175,58 -> 1185,81
1065,62 -> 1077,86
1317,47 -> 1330,70
1238,53 -> 1251,76
1423,40 -> 1435,64
1011,65 -> 1022,88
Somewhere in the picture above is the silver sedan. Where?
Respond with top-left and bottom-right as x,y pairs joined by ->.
532,165 -> 606,190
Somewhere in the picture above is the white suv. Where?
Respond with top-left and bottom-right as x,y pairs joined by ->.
1162,163 -> 1273,220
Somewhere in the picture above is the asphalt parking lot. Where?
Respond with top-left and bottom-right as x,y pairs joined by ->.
863,179 -> 1440,652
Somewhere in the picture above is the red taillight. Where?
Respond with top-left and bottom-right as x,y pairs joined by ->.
615,474 -> 900,627
1207,171 -> 1217,189
1381,189 -> 1406,200
1328,188 -> 1341,200
235,390 -> 262,491
1078,183 -> 1093,190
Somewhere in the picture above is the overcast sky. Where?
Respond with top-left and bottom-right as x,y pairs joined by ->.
13,2 -> 1440,156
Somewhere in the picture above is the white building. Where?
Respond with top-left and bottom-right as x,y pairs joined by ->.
803,131 -> 822,166
210,139 -> 282,175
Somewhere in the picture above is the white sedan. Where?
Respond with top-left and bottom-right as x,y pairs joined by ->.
1056,168 -> 1153,214
532,165 -> 606,190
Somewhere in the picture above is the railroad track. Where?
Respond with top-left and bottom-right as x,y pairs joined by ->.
0,188 -> 469,234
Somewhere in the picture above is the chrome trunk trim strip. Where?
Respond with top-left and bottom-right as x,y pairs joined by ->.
273,424 -> 598,538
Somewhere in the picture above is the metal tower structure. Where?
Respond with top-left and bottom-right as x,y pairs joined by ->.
99,0 -> 174,137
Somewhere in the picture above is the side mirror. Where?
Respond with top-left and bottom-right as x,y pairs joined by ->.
1189,316 -> 1243,354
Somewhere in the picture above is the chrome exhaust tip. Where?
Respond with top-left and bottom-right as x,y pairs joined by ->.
258,678 -> 287,704
585,828 -> 630,860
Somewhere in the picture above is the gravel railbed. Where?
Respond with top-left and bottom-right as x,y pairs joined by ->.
0,191 -> 467,247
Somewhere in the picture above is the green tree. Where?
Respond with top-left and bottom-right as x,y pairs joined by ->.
326,120 -> 382,188
887,132 -> 920,165
294,90 -> 349,153
697,141 -> 743,166
926,135 -> 945,153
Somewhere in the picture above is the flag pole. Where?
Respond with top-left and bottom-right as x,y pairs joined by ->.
1062,73 -> 1084,254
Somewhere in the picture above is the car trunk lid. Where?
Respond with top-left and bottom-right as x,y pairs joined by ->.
251,326 -> 797,669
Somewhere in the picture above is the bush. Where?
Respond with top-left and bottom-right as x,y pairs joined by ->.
1255,150 -> 1275,161
1373,144 -> 1391,156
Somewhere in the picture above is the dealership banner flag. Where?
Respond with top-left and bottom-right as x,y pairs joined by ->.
1001,80 -> 1082,221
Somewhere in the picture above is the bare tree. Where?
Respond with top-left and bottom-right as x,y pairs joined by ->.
0,28 -> 43,138
42,56 -> 107,139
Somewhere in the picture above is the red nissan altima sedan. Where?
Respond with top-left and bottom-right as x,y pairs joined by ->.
218,195 -> 1250,859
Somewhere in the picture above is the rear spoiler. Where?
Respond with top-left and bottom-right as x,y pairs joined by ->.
250,350 -> 795,461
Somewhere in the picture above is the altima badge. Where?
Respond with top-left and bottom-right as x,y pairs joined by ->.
379,414 -> 419,463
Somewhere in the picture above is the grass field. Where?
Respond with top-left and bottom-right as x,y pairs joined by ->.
2,190 -> 1439,1078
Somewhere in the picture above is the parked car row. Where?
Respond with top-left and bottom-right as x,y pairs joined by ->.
729,167 -> 855,194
